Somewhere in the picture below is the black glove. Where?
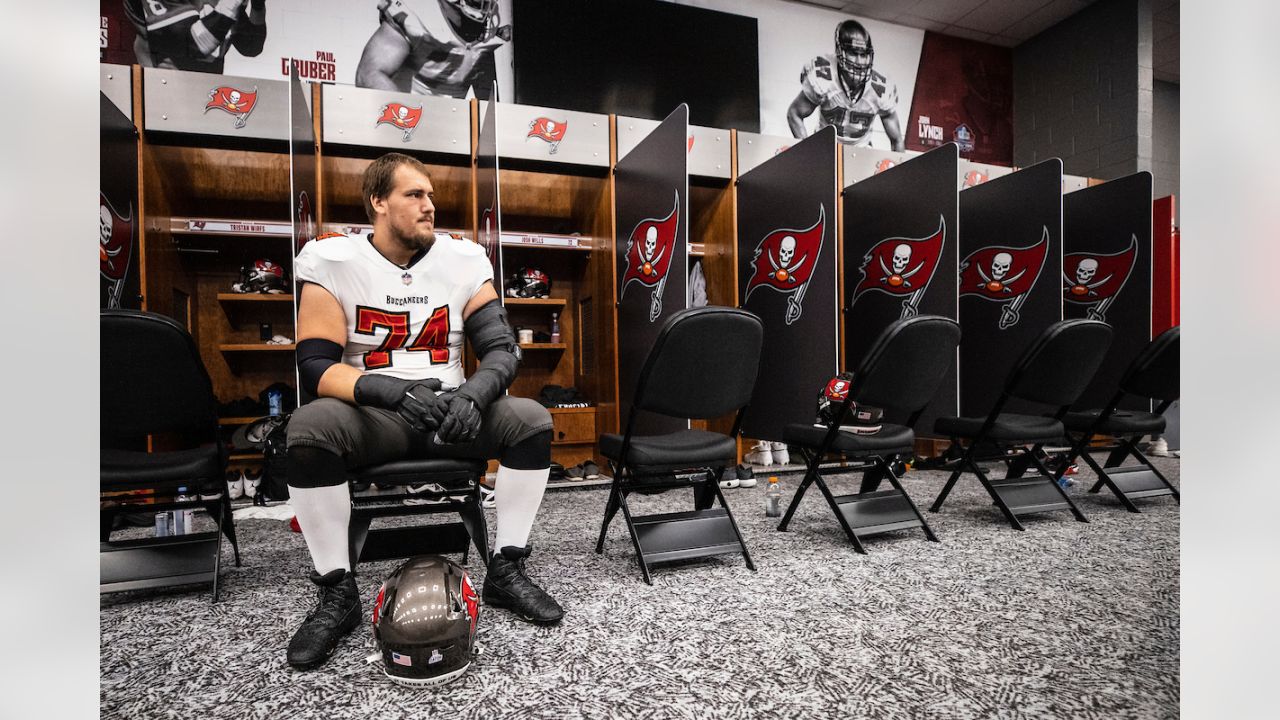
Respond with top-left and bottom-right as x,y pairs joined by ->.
436,393 -> 482,444
353,375 -> 447,434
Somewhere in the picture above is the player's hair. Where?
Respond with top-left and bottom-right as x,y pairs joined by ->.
363,153 -> 433,223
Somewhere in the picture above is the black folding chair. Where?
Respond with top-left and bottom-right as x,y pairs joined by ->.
347,458 -> 490,567
595,307 -> 764,584
777,316 -> 961,552
100,310 -> 241,602
1060,326 -> 1180,512
929,319 -> 1113,530
287,389 -> 491,569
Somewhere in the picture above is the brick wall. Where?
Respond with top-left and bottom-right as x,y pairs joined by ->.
1013,0 -> 1155,180
1152,79 -> 1180,214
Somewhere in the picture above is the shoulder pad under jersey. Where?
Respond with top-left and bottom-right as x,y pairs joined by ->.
305,233 -> 360,262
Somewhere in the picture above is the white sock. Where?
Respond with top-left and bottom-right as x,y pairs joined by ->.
492,465 -> 549,551
289,484 -> 352,576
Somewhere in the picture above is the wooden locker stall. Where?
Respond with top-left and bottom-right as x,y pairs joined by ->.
489,102 -> 616,472
315,85 -> 475,242
137,67 -> 297,468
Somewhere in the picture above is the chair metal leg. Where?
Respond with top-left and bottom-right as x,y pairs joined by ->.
1125,438 -> 1181,502
778,450 -> 820,532
219,492 -> 241,567
970,462 -> 1026,531
457,490 -> 490,564
596,476 -> 623,554
211,500 -> 225,603
1004,451 -> 1033,480
878,456 -> 939,543
930,441 -> 974,512
348,515 -> 373,568
710,480 -> 756,572
1078,449 -> 1142,513
806,471 -> 867,553
696,466 -> 728,511
1026,450 -> 1089,523
858,464 -> 887,494
615,486 -> 652,585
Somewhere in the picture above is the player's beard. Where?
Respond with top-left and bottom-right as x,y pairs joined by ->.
391,217 -> 436,253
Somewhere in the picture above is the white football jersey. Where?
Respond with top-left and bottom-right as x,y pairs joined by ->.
380,0 -> 500,97
799,54 -> 898,145
294,233 -> 493,388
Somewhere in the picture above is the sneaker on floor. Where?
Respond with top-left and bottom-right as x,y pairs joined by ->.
770,442 -> 790,466
286,569 -> 361,671
480,485 -> 496,509
565,464 -> 585,482
718,473 -> 740,489
226,470 -> 244,500
243,468 -> 263,498
736,464 -> 757,488
744,441 -> 772,467
483,545 -> 564,625
1147,437 -> 1171,457
582,461 -> 601,480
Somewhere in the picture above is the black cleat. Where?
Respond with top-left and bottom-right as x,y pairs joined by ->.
483,545 -> 564,625
287,569 -> 362,670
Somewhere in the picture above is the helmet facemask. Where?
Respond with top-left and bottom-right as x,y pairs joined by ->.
451,0 -> 497,24
835,24 -> 874,89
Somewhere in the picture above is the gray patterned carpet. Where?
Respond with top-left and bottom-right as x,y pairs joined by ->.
101,458 -> 1180,719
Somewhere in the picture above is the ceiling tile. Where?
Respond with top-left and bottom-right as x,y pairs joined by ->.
896,0 -> 988,26
985,34 -> 1023,47
1002,0 -> 1091,42
940,24 -> 994,42
953,0 -> 1051,35
839,2 -> 901,22
892,14 -> 950,33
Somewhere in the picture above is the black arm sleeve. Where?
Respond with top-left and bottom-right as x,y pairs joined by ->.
297,338 -> 343,397
230,12 -> 267,57
455,300 -> 520,410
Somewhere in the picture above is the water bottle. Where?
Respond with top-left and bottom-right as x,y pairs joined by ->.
173,486 -> 191,535
550,312 -> 561,343
268,388 -> 283,416
764,476 -> 782,517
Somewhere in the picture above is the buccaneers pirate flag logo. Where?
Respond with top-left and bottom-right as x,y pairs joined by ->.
962,170 -> 989,189
851,217 -> 947,319
620,191 -> 680,322
377,102 -> 423,142
100,193 -> 134,309
205,86 -> 258,128
1063,236 -> 1138,322
527,117 -> 568,154
959,227 -> 1050,330
743,205 -> 826,325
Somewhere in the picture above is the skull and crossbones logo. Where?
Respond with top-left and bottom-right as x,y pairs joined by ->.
1065,258 -> 1110,297
767,235 -> 806,284
224,90 -> 243,110
975,251 -> 1025,293
640,225 -> 664,276
879,243 -> 922,287
100,205 -> 120,269
396,105 -> 410,123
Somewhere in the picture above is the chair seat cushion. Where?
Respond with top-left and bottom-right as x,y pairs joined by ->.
1062,409 -> 1166,436
354,457 -> 486,488
782,423 -> 915,456
600,430 -> 736,467
935,413 -> 1065,442
101,446 -> 222,488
